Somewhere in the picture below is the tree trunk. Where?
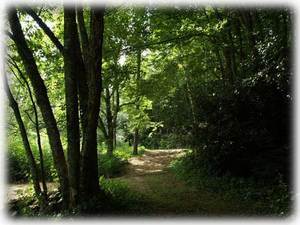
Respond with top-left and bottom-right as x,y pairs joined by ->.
203,10 -> 225,81
98,115 -> 108,141
10,61 -> 48,201
105,87 -> 114,156
112,87 -> 120,149
3,74 -> 44,206
80,8 -> 105,197
112,122 -> 117,149
132,49 -> 141,155
25,8 -> 64,53
234,16 -> 244,75
64,8 -> 81,207
226,20 -> 237,81
239,10 -> 259,68
75,8 -> 89,139
8,9 -> 70,208
132,128 -> 139,155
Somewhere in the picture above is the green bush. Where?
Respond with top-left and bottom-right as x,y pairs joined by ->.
191,76 -> 290,182
170,154 -> 291,216
99,176 -> 144,208
98,144 -> 146,178
7,136 -> 57,183
7,139 -> 30,182
141,131 -> 191,149
8,138 -> 145,183
113,144 -> 133,159
98,154 -> 127,178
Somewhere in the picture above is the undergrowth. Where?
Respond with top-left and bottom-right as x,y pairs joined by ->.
98,144 -> 146,178
99,176 -> 146,211
169,153 -> 292,216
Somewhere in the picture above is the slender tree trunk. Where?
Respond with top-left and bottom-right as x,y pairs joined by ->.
111,88 -> 115,150
76,8 -> 89,67
25,8 -> 64,53
239,10 -> 260,68
105,87 -> 114,156
214,9 -> 236,84
98,115 -> 108,141
8,9 -> 70,208
80,8 -> 105,197
235,16 -> 244,76
10,61 -> 48,201
64,7 -> 81,207
112,88 -> 120,149
180,62 -> 197,128
132,128 -> 139,155
34,110 -> 48,198
227,21 -> 237,81
203,10 -> 225,81
33,109 -> 48,200
132,49 -> 141,155
75,8 -> 89,139
3,74 -> 43,206
112,122 -> 117,149
185,74 -> 197,127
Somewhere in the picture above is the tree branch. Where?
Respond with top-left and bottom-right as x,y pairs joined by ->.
24,109 -> 37,125
116,30 -> 214,54
119,100 -> 137,109
24,8 -> 64,53
76,7 -> 89,65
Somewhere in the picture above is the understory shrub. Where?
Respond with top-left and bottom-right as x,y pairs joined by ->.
7,140 -> 30,182
98,154 -> 127,178
192,76 -> 291,182
141,132 -> 191,149
170,153 -> 291,216
7,138 -> 57,183
99,177 -> 145,209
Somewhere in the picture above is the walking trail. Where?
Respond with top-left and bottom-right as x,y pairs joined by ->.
112,149 -> 252,215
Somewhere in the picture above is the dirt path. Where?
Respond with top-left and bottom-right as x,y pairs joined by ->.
124,149 -> 186,176
112,149 -> 252,215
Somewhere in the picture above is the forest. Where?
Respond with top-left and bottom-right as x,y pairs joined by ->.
4,4 -> 292,217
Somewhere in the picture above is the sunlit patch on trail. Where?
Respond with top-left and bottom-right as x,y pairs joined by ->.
125,149 -> 188,176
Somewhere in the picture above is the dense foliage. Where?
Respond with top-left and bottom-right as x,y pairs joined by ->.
5,5 -> 292,216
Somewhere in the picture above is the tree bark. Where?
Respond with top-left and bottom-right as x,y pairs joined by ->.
226,19 -> 237,81
112,87 -> 120,149
105,87 -> 114,156
132,128 -> 139,155
8,9 -> 70,208
80,8 -> 105,197
239,10 -> 259,66
75,8 -> 89,137
64,7 -> 81,207
132,49 -> 141,155
76,8 -> 89,66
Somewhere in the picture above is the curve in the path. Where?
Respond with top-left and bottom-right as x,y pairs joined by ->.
124,149 -> 187,176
